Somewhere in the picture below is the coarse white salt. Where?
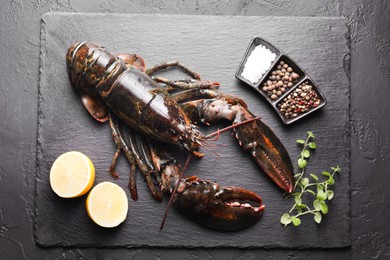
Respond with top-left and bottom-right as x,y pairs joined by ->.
241,44 -> 276,84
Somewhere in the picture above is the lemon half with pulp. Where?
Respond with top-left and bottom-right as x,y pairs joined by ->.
50,151 -> 95,198
86,182 -> 128,228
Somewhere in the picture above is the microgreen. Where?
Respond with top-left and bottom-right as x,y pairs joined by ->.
280,131 -> 341,227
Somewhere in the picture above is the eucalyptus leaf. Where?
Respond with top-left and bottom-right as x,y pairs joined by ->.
310,173 -> 319,181
293,192 -> 301,198
297,203 -> 307,209
322,171 -> 331,177
327,190 -> 334,200
332,166 -> 341,173
317,190 -> 327,201
296,139 -> 305,144
301,178 -> 309,187
292,216 -> 301,226
298,158 -> 307,168
314,212 -> 322,224
302,150 -> 310,158
309,142 -> 317,149
313,199 -> 321,211
317,184 -> 324,193
327,176 -> 335,185
294,196 -> 302,205
280,214 -> 292,225
320,201 -> 329,214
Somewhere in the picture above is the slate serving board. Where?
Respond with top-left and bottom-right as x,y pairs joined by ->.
35,13 -> 350,248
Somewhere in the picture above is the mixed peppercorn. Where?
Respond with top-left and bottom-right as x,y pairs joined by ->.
277,81 -> 322,119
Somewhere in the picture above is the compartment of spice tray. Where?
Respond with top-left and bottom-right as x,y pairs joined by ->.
236,37 -> 281,88
275,77 -> 327,124
235,36 -> 327,124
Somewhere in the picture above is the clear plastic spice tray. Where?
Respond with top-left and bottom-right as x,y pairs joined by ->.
235,37 -> 327,125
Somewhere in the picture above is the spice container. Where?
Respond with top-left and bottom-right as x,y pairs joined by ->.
235,37 -> 327,125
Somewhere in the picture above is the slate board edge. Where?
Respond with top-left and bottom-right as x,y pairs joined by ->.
41,11 -> 346,25
35,241 -> 352,250
346,25 -> 352,247
34,12 -> 351,249
33,14 -> 49,247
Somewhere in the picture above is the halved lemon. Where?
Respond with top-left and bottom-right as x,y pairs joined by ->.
86,182 -> 128,228
50,151 -> 95,198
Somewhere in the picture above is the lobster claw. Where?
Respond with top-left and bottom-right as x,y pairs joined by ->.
173,178 -> 264,231
234,116 -> 295,193
177,90 -> 295,193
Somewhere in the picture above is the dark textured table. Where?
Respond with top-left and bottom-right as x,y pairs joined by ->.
1,1 -> 389,259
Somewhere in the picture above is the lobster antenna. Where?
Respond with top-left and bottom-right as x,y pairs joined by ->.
205,117 -> 260,139
160,154 -> 192,230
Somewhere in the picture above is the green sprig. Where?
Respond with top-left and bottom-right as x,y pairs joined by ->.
280,131 -> 341,227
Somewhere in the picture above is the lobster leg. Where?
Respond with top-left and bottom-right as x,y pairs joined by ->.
146,61 -> 201,80
108,148 -> 121,178
138,137 -> 162,186
108,113 -> 138,200
109,113 -> 163,201
127,130 -> 163,202
152,76 -> 219,90
172,89 -> 295,193
172,88 -> 248,109
135,135 -> 156,173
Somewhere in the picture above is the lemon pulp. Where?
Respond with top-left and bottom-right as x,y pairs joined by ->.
86,182 -> 128,228
50,151 -> 95,198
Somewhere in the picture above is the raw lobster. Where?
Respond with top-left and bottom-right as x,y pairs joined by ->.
66,42 -> 294,230
109,118 -> 264,231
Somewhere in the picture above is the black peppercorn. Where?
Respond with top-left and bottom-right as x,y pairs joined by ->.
260,60 -> 301,100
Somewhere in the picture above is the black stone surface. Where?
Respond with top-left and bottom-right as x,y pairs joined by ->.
35,13 -> 350,248
1,1 -> 389,259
